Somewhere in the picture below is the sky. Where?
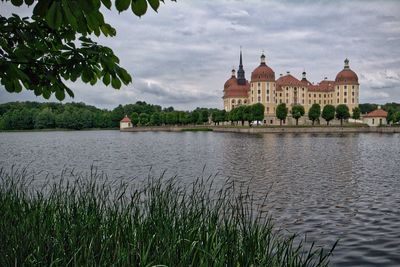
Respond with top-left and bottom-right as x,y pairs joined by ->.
1,0 -> 400,110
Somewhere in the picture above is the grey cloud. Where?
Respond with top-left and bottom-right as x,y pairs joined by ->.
1,0 -> 400,108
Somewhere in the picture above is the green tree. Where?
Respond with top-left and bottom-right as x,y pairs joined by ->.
291,105 -> 305,126
139,113 -> 149,126
150,112 -> 161,126
243,106 -> 254,126
352,107 -> 361,120
252,103 -> 265,125
335,104 -> 350,126
276,103 -> 288,126
201,109 -> 209,124
308,104 -> 321,125
322,105 -> 335,126
166,112 -> 177,125
386,107 -> 396,125
1,0 -> 174,100
393,111 -> 400,124
190,111 -> 199,125
34,108 -> 55,129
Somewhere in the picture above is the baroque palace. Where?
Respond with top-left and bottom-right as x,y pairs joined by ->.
223,51 -> 360,125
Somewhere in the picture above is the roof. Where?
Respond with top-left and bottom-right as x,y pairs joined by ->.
335,69 -> 359,85
364,109 -> 388,118
120,116 -> 131,123
309,80 -> 335,92
223,76 -> 250,98
276,74 -> 302,90
251,63 -> 275,82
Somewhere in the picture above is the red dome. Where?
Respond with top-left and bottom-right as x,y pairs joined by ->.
223,76 -> 249,98
335,69 -> 359,85
335,59 -> 358,85
251,63 -> 275,82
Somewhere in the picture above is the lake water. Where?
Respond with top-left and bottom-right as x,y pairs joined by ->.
1,130 -> 399,266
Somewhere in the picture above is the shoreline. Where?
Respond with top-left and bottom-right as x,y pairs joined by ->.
121,125 -> 400,134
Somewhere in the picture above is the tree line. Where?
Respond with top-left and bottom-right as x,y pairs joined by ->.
0,101 -> 215,130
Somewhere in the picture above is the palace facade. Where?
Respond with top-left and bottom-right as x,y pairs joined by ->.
223,52 -> 360,125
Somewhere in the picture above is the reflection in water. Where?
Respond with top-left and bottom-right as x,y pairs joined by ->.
1,131 -> 400,266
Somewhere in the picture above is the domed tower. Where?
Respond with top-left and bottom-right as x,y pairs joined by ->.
250,52 -> 276,124
222,52 -> 250,111
335,58 -> 359,114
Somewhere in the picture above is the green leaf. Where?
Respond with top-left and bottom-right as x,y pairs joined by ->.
11,0 -> 24,7
102,73 -> 111,86
111,77 -> 122,89
45,1 -> 57,28
101,0 -> 112,9
131,0 -> 148,17
116,68 -> 132,85
148,0 -> 160,12
24,0 -> 34,6
65,87 -> 74,98
55,89 -> 65,100
13,80 -> 23,93
62,0 -> 78,30
33,0 -> 50,16
82,69 -> 92,83
116,0 -> 131,12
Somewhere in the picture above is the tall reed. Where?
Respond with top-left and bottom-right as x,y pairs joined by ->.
0,167 -> 336,266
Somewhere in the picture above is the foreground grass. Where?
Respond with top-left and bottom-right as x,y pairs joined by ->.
0,168 -> 336,266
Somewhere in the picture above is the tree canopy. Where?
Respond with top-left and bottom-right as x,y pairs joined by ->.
322,105 -> 335,126
0,0 -> 174,100
291,105 -> 305,126
335,104 -> 350,126
308,104 -> 321,125
276,103 -> 287,125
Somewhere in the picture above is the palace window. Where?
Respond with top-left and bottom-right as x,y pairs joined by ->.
267,96 -> 270,102
286,99 -> 289,104
238,100 -> 242,104
352,98 -> 354,103
280,93 -> 282,97
352,86 -> 355,89
309,94 -> 311,97
280,99 -> 282,103
232,99 -> 235,104
258,82 -> 261,87
344,85 -> 347,89
337,92 -> 339,96
337,86 -> 339,89
314,100 -> 316,104
267,107 -> 270,112
258,96 -> 261,102
309,100 -> 311,104
352,92 -> 355,96
319,94 -> 321,98
319,100 -> 321,104
266,90 -> 269,95
302,93 -> 304,97
302,99 -> 305,104
286,93 -> 289,97
324,94 -> 326,98
314,94 -> 316,98
337,99 -> 339,103
286,87 -> 289,91
344,98 -> 347,103
258,89 -> 261,94
324,100 -> 326,104
244,100 -> 247,104
302,88 -> 304,91
344,92 -> 347,96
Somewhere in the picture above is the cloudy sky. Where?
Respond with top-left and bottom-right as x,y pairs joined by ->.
1,0 -> 400,110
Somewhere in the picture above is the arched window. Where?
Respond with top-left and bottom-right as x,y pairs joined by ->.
232,99 -> 235,104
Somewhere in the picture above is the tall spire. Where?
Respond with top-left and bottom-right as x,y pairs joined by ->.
237,47 -> 246,85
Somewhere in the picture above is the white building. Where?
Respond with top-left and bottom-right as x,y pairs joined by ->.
120,115 -> 132,130
363,107 -> 387,126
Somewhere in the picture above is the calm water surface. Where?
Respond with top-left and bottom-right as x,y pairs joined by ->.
1,131 -> 400,266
